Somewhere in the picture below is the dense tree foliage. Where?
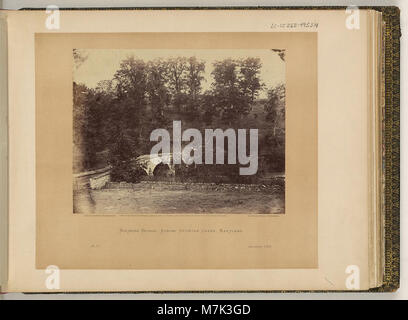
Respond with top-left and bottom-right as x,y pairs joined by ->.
73,56 -> 285,176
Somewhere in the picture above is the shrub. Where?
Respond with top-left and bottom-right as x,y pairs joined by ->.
110,160 -> 146,183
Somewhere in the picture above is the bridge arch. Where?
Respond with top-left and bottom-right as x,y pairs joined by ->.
132,153 -> 175,176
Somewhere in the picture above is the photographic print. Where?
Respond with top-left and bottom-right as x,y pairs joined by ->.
72,49 -> 286,214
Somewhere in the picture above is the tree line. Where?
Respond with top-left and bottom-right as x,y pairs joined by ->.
73,55 -> 285,174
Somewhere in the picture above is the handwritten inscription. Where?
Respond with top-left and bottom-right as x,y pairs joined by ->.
270,22 -> 319,29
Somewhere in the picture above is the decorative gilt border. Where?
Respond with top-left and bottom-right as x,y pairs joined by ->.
370,6 -> 400,292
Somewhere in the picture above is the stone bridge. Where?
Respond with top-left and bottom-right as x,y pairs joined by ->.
73,154 -> 178,190
73,166 -> 112,190
132,153 -> 176,176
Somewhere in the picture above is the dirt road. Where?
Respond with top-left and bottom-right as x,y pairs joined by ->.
74,182 -> 284,214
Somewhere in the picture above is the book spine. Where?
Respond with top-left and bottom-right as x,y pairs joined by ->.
0,11 -> 8,292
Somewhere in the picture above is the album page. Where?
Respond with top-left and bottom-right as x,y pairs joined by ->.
5,9 -> 375,291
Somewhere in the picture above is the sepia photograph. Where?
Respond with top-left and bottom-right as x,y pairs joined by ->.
72,49 -> 286,214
